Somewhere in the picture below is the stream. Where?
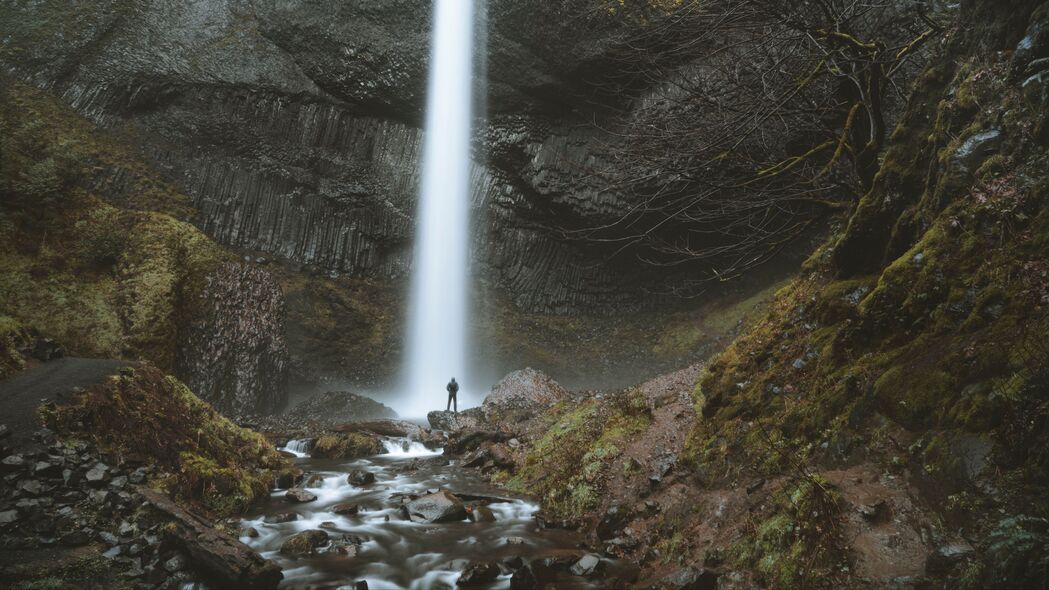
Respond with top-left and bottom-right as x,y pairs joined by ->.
239,438 -> 613,589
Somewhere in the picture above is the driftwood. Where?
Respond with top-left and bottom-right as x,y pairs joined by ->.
137,486 -> 282,589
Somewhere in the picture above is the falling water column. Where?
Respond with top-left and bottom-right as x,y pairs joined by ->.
403,0 -> 475,417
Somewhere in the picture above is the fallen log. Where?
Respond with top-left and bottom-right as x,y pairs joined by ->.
137,486 -> 282,589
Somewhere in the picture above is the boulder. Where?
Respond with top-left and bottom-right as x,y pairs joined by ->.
331,503 -> 360,516
402,491 -> 468,523
285,488 -> 318,503
286,391 -> 398,425
347,469 -> 376,486
510,561 -> 558,590
457,561 -> 501,586
280,529 -> 330,557
570,554 -> 601,577
264,512 -> 298,524
482,368 -> 569,423
650,567 -> 719,590
310,433 -> 385,459
428,408 -> 484,431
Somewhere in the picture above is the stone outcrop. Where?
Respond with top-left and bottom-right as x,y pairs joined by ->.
285,391 -> 398,425
176,262 -> 289,417
482,368 -> 570,422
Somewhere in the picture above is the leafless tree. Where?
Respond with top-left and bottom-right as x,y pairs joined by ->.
559,0 -> 948,291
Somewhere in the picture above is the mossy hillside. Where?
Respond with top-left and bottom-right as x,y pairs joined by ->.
505,388 -> 652,521
40,364 -> 292,516
0,77 -> 228,369
0,78 -> 194,218
684,6 -> 1049,587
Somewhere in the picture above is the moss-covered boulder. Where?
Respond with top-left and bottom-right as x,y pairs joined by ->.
310,432 -> 386,459
279,529 -> 330,557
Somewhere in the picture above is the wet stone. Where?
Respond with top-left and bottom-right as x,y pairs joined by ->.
264,512 -> 298,524
457,561 -> 500,586
347,469 -> 376,486
331,503 -> 359,515
280,529 -> 330,557
570,553 -> 601,577
285,488 -> 318,503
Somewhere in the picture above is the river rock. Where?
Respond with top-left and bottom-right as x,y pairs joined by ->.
402,491 -> 467,523
347,469 -> 376,486
264,512 -> 298,524
280,529 -> 330,557
428,408 -> 484,431
285,488 -> 318,503
570,554 -> 601,576
510,560 -> 558,590
457,561 -> 501,586
332,503 -> 360,515
482,368 -> 569,423
469,506 -> 496,523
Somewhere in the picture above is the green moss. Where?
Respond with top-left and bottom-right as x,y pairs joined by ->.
0,315 -> 30,378
42,365 -> 291,516
731,475 -> 847,590
311,432 -> 386,459
0,79 -> 226,370
509,389 -> 653,520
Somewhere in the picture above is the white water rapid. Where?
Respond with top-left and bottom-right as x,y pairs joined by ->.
401,0 -> 476,417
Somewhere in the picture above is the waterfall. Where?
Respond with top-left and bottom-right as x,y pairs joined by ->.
401,0 -> 476,417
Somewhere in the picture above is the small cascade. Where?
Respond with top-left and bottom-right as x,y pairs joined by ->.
381,437 -> 443,458
281,439 -> 312,458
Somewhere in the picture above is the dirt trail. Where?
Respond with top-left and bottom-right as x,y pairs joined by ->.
0,358 -> 135,447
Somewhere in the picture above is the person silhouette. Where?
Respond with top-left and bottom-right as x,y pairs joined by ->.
446,377 -> 459,413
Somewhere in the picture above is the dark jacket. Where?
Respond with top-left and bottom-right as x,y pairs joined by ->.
446,381 -> 459,394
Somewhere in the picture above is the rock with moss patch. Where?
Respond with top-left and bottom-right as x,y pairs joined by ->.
279,529 -> 329,557
310,432 -> 386,459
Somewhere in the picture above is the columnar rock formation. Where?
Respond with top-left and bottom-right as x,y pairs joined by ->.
177,263 -> 289,416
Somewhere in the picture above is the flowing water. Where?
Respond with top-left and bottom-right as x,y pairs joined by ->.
402,0 -> 476,417
241,440 -> 615,589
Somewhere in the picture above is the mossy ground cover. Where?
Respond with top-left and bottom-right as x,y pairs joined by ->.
505,388 -> 652,521
682,12 -> 1049,588
0,77 -> 227,370
40,364 -> 292,516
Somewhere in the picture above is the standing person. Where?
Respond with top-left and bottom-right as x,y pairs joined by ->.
446,377 -> 459,413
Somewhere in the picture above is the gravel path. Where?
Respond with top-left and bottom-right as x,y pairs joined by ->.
0,358 -> 135,447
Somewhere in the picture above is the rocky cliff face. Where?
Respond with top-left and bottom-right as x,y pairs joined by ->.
0,0 -> 663,315
177,262 -> 289,417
